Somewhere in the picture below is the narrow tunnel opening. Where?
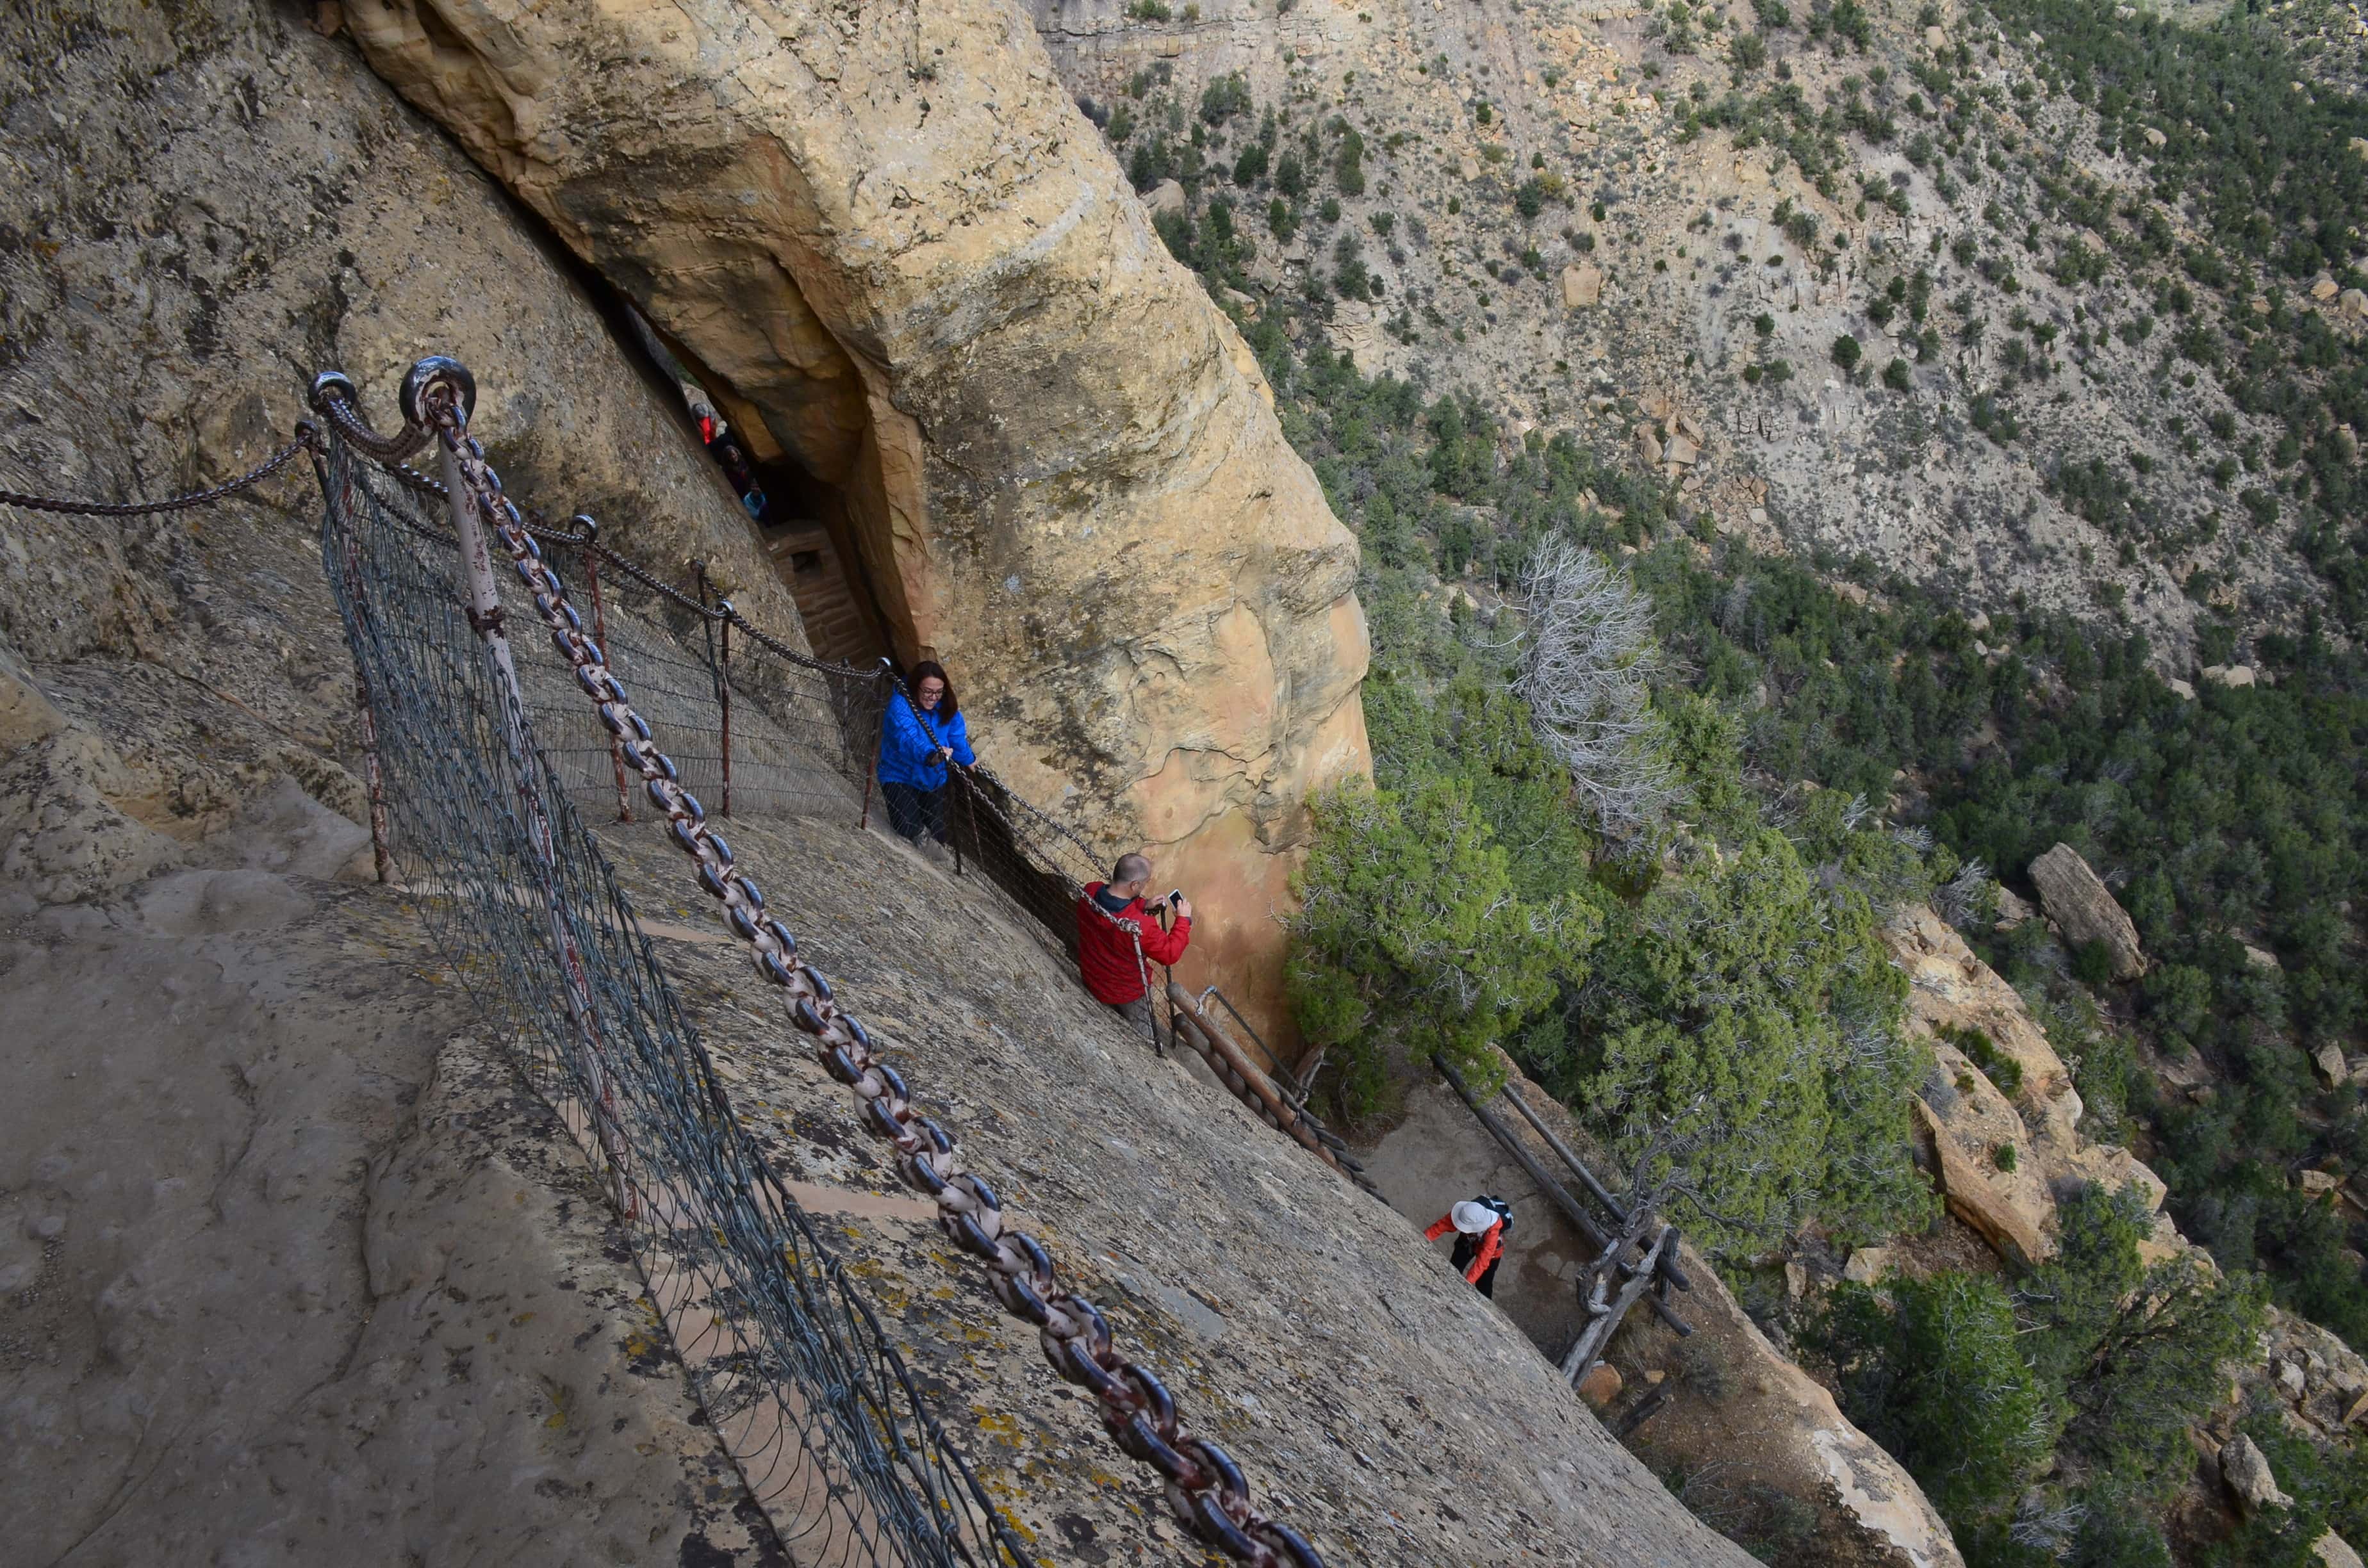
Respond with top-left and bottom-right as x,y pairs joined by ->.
743,453 -> 896,670
604,293 -> 904,674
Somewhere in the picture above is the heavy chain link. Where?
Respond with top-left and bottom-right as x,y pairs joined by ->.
0,436 -> 312,516
415,388 -> 1323,1568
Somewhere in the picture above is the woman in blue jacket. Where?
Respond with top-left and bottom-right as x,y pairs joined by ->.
877,660 -> 974,847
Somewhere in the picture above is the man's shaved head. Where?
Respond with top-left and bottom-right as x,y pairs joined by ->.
1112,853 -> 1152,885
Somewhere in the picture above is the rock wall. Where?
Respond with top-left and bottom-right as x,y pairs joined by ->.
0,826 -> 777,1564
338,0 -> 1374,1042
1884,905 -> 2175,1265
3,3 -> 839,1555
0,0 -> 810,860
1021,1 -> 2328,661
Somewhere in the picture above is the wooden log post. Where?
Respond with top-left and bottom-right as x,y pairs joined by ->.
1560,1222 -> 1673,1384
1496,1080 -> 1694,1296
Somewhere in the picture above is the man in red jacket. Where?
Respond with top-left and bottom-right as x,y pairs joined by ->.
1076,852 -> 1192,1042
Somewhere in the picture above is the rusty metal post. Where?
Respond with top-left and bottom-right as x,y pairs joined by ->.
354,674 -> 393,883
951,769 -> 971,877
579,523 -> 632,823
718,598 -> 733,820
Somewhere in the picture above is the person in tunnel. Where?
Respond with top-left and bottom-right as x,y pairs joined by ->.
1425,1196 -> 1514,1298
692,404 -> 770,522
877,660 -> 974,854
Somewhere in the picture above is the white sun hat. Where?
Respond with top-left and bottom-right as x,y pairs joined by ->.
1451,1199 -> 1499,1235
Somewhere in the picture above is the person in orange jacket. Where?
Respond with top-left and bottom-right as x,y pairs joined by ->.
1426,1196 -> 1514,1298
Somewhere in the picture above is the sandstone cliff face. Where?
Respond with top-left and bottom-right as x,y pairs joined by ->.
0,871 -> 776,1565
601,806 -> 1755,1565
2,6 -> 837,1551
341,0 -> 1374,1040
1885,904 -> 2174,1263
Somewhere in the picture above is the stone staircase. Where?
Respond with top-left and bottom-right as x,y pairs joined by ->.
764,523 -> 882,666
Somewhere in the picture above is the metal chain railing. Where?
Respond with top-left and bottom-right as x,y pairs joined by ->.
0,436 -> 313,515
349,355 -> 1326,1568
311,366 -> 1032,1568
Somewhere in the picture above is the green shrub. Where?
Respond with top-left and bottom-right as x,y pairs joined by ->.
1814,1274 -> 2058,1521
1287,780 -> 1598,1119
1198,72 -> 1250,125
1813,1187 -> 2264,1558
1544,829 -> 1935,1251
1939,1022 -> 2023,1097
1334,126 -> 1366,197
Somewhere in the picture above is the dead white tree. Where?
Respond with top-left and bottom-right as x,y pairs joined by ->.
1514,537 -> 1684,836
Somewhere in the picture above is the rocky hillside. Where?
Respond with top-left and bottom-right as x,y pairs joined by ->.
1030,0 -> 2368,665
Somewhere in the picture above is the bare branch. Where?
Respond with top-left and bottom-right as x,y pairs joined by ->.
1513,538 -> 1685,838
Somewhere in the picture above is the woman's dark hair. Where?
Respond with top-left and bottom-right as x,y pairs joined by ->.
906,660 -> 958,719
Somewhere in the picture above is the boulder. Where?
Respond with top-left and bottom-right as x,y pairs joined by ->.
1842,1246 -> 1895,1284
2202,663 -> 2257,688
2028,844 -> 2148,980
2314,276 -> 2341,302
2221,1433 -> 2293,1515
1994,885 -> 2036,927
1576,1361 -> 1624,1407
2167,678 -> 2198,700
1636,425 -> 1665,465
1925,24 -> 1947,47
1666,434 -> 1701,466
347,0 -> 1376,1046
1886,904 -> 2083,1136
2314,1531 -> 2365,1568
2144,126 -> 2167,148
1562,263 -> 1606,308
2345,289 -> 2368,320
2314,1043 -> 2351,1090
1459,154 -> 1483,181
1914,1098 -> 2050,1266
1147,177 -> 1188,215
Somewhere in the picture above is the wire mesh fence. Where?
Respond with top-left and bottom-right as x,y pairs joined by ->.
519,528 -> 889,825
315,432 -> 1033,1568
